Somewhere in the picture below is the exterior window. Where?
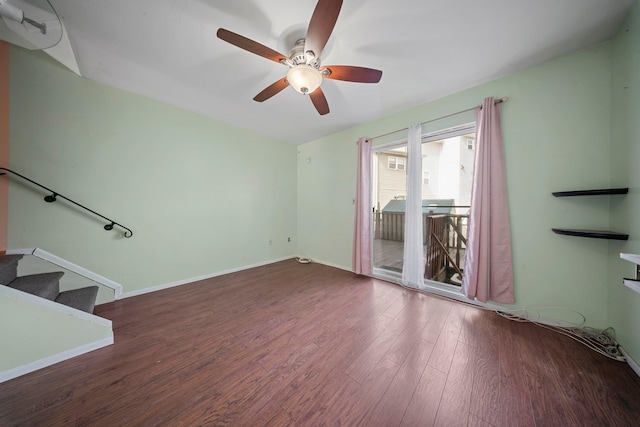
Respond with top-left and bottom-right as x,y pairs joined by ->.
388,156 -> 406,170
466,137 -> 475,150
423,171 -> 430,185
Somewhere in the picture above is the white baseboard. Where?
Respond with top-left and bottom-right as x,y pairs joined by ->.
621,347 -> 640,378
5,248 -> 35,255
120,255 -> 296,299
307,258 -> 499,315
0,336 -> 113,383
301,256 -> 353,273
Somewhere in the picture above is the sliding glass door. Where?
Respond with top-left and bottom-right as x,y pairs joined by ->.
372,144 -> 408,275
371,123 -> 476,288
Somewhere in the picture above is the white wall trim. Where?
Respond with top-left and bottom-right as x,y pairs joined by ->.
5,248 -> 36,255
367,265 -> 600,327
621,347 -> 640,378
301,256 -> 353,273
0,285 -> 112,327
7,248 -> 124,299
120,255 -> 296,299
0,336 -> 113,384
310,258 -> 496,308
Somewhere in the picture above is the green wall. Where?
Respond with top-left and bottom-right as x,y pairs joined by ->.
8,48 -> 297,293
609,3 -> 640,363
298,42 -> 615,328
0,293 -> 112,373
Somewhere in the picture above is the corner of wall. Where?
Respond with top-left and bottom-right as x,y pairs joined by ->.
0,41 -> 9,253
608,1 -> 640,366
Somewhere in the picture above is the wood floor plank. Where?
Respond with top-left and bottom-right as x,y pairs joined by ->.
468,413 -> 493,427
516,322 -> 584,427
332,320 -> 436,424
365,338 -> 436,426
279,313 -> 396,421
0,383 -> 77,427
299,326 -> 421,427
497,319 -> 536,427
432,340 -> 479,426
427,302 -> 467,374
75,377 -> 185,427
233,342 -> 324,424
419,295 -> 455,344
169,362 -> 268,426
531,322 -> 640,426
1,260 -> 639,426
400,365 -> 447,427
463,309 -> 502,426
343,315 -> 412,383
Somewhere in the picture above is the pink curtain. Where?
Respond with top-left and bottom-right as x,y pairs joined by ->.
461,97 -> 514,304
353,137 -> 372,275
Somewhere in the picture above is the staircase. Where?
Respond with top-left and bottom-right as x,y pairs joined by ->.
0,254 -> 99,313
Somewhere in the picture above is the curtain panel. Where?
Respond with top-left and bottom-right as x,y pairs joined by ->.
461,97 -> 515,304
402,123 -> 425,289
353,137 -> 372,275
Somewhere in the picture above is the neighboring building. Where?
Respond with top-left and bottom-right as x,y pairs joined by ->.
374,150 -> 408,211
422,134 -> 475,214
373,134 -> 475,215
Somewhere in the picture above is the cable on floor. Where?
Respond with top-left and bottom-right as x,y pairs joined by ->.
495,309 -> 625,362
388,276 -> 626,362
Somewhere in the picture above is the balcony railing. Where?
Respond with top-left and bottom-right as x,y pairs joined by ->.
374,210 -> 468,284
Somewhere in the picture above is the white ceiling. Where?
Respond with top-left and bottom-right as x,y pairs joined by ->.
38,0 -> 637,144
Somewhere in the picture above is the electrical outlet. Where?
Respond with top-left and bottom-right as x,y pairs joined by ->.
288,237 -> 291,242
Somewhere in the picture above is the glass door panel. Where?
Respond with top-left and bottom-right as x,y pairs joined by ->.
421,130 -> 475,286
372,145 -> 407,276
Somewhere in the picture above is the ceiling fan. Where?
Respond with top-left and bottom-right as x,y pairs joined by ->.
216,0 -> 382,116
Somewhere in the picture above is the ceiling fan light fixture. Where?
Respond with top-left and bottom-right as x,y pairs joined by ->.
216,0 -> 381,115
287,64 -> 322,95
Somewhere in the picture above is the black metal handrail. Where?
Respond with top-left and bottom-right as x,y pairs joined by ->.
0,167 -> 133,238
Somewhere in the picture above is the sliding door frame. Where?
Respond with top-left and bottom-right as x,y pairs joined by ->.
370,122 -> 476,297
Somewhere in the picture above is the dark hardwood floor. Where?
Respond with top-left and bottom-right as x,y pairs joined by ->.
2,259 -> 640,426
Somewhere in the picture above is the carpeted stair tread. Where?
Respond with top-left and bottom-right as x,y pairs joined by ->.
0,254 -> 24,285
7,271 -> 64,301
1,256 -> 100,314
55,286 -> 99,313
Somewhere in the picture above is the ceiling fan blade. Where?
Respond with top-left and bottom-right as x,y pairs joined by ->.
309,88 -> 330,115
305,0 -> 343,60
217,28 -> 288,65
322,65 -> 383,83
253,78 -> 289,102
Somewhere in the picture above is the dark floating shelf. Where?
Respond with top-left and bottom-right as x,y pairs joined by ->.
552,188 -> 628,197
552,228 -> 629,240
